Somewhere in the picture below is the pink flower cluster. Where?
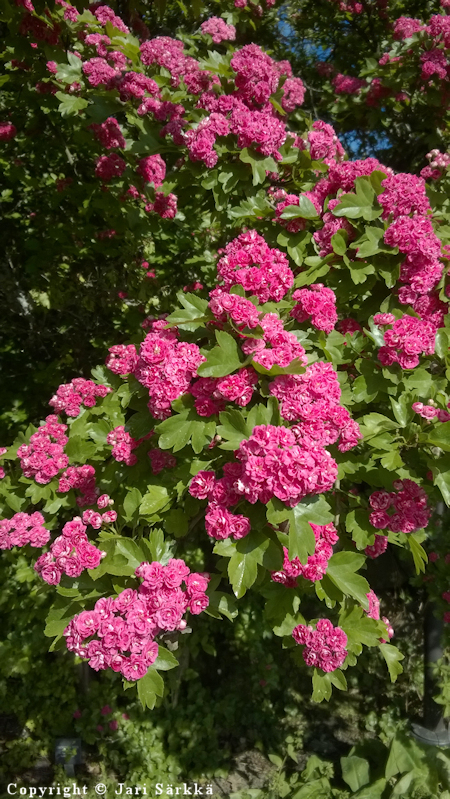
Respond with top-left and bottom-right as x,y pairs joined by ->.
272,191 -> 306,234
209,288 -> 261,329
18,415 -> 69,485
183,112 -> 230,168
118,72 -> 159,102
378,173 -> 431,220
193,46 -> 300,162
49,378 -> 110,417
365,534 -> 388,559
82,507 -> 117,528
137,154 -> 166,186
393,16 -> 424,39
93,5 -> 129,32
204,504 -> 251,540
365,590 -> 394,641
95,153 -> 126,182
378,315 -> 436,369
307,121 -> 345,166
313,199 -> 354,257
90,117 -> 125,150
200,17 -> 236,43
106,344 -> 138,375
292,620 -> 348,672
230,43 -> 283,106
134,321 -> 204,419
216,231 -> 294,303
84,33 -> 111,58
190,367 -> 259,416
82,57 -> 118,88
54,0 -> 78,21
190,421 -> 339,541
368,480 -> 430,534
421,148 -> 450,180
148,448 -> 176,474
337,318 -> 362,335
140,36 -> 214,95
383,203 -> 443,302
270,361 -> 362,452
366,589 -> 394,644
0,122 -> 17,141
412,401 -> 450,422
238,424 -> 337,505
241,313 -> 307,371
271,523 -> 338,586
332,74 -> 365,95
0,512 -> 50,550
64,559 -> 209,679
34,516 -> 106,585
146,192 -> 178,219
58,464 -> 97,507
106,426 -> 141,467
290,284 -> 338,334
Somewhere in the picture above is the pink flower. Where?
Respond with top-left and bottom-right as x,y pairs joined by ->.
95,153 -> 126,182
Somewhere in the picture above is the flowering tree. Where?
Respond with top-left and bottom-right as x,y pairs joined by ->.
2,0 -> 450,711
282,0 -> 450,172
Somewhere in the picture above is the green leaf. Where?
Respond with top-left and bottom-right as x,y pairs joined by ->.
239,148 -> 278,186
217,409 -> 249,449
332,178 -> 380,221
55,60 -> 82,84
340,756 -> 370,792
326,552 -> 370,606
345,509 -> 374,550
125,413 -> 153,439
140,485 -> 171,516
379,643 -> 404,682
436,329 -> 450,359
426,422 -> 450,452
165,293 -> 209,330
205,590 -> 238,621
280,195 -> 319,220
65,435 -> 98,463
25,483 -> 52,505
339,606 -> 384,649
289,495 -> 333,562
164,508 -> 188,538
55,92 -> 89,117
359,413 -> 398,439
268,753 -> 283,767
348,262 -> 375,285
408,535 -> 428,574
330,668 -> 347,691
288,507 -> 318,564
44,599 -> 78,638
352,779 -> 386,799
153,646 -> 179,671
228,550 -> 258,599
137,667 -> 164,709
87,420 -> 111,446
390,396 -> 413,427
147,528 -> 166,561
331,230 -> 348,255
198,330 -> 244,378
114,538 -> 144,572
312,670 -> 332,703
385,734 -> 426,780
123,488 -> 143,523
